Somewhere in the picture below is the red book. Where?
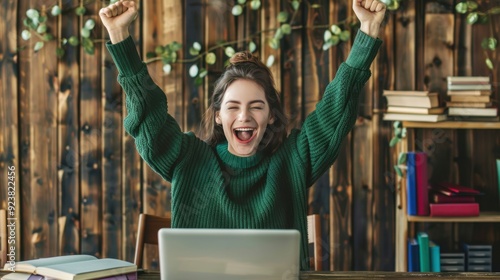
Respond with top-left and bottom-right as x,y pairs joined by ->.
415,152 -> 429,216
429,203 -> 479,217
432,193 -> 476,204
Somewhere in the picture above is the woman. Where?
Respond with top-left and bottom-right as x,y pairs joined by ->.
100,0 -> 386,270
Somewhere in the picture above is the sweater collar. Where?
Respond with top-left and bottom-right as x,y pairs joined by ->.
216,142 -> 264,169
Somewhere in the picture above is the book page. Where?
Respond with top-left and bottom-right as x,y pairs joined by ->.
35,259 -> 136,280
8,255 -> 97,273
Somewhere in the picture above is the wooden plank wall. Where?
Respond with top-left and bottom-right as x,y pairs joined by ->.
0,0 -> 499,272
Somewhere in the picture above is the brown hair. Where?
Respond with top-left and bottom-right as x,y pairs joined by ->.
200,51 -> 288,154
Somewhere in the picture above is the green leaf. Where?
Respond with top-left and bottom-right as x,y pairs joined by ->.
85,19 -> 96,30
389,137 -> 400,147
250,0 -> 261,10
232,5 -> 243,16
455,2 -> 468,14
291,0 -> 300,11
163,64 -> 172,74
339,30 -> 350,41
81,27 -> 90,38
485,58 -> 493,70
155,45 -> 164,55
62,38 -> 68,45
26,9 -> 39,19
189,47 -> 199,56
397,152 -> 406,165
34,41 -> 44,52
195,77 -> 204,86
170,41 -> 182,52
68,36 -> 79,46
311,4 -> 321,9
51,5 -> 62,16
248,41 -> 256,53
189,64 -> 199,77
274,28 -> 283,39
268,38 -> 279,50
281,24 -> 291,35
193,42 -> 202,51
84,45 -> 95,55
329,35 -> 340,46
199,68 -> 208,78
205,52 -> 216,65
330,24 -> 341,35
21,30 -> 31,40
323,30 -> 332,42
146,52 -> 156,58
38,16 -> 47,24
466,1 -> 478,11
487,37 -> 497,50
466,12 -> 478,24
393,121 -> 401,129
56,47 -> 65,58
394,165 -> 403,177
82,37 -> 94,50
75,6 -> 86,16
224,46 -> 235,57
43,34 -> 53,41
322,41 -> 332,51
266,55 -> 275,67
488,6 -> 500,14
238,0 -> 246,4
277,11 -> 288,23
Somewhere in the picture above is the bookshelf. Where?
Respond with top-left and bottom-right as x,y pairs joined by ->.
395,121 -> 500,272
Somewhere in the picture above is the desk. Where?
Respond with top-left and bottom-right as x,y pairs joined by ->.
137,270 -> 500,279
1,270 -> 500,279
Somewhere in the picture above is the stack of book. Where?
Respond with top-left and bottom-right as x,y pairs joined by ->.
446,76 -> 498,121
428,182 -> 482,217
383,90 -> 447,122
407,232 -> 441,272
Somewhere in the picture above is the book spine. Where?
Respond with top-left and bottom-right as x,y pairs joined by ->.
417,232 -> 430,272
406,152 -> 417,215
429,203 -> 480,217
432,194 -> 475,203
408,238 -> 420,272
415,152 -> 429,216
429,242 -> 441,272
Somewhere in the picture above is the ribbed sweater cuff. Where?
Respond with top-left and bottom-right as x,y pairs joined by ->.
106,36 -> 144,77
346,31 -> 382,70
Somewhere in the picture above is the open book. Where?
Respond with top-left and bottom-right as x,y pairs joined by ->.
2,255 -> 136,280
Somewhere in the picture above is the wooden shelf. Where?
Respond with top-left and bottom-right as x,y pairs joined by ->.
402,121 -> 500,129
407,212 -> 500,223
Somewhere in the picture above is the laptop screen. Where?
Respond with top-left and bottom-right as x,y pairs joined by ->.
158,228 -> 300,280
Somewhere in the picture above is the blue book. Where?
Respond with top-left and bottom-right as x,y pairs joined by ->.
429,241 -> 441,272
408,238 -> 420,272
417,232 -> 430,272
406,152 -> 417,215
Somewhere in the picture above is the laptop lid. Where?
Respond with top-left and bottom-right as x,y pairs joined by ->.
158,228 -> 300,280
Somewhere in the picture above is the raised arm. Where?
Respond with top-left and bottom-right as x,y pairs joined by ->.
292,0 -> 386,185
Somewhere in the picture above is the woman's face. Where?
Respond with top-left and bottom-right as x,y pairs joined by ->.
215,79 -> 274,157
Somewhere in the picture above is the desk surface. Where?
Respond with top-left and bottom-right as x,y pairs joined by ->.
1,270 -> 500,279
138,270 -> 500,279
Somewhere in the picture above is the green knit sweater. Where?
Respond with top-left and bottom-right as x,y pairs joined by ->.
107,31 -> 381,270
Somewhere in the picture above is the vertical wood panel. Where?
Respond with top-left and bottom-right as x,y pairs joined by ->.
372,6 -> 396,271
394,1 -> 416,90
261,0 -> 281,91
0,0 -> 20,259
18,1 -> 60,259
326,0 -> 351,272
101,1 -> 122,259
57,0 -> 81,256
80,1 -> 102,257
122,0 -> 143,263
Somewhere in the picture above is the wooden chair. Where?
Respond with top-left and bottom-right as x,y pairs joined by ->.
307,214 -> 322,271
134,213 -> 171,269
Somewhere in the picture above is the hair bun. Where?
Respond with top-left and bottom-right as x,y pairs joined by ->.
229,51 -> 261,65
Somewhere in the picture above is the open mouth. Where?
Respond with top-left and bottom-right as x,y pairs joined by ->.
234,127 -> 256,143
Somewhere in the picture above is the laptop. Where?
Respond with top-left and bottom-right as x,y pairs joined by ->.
158,228 -> 300,280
